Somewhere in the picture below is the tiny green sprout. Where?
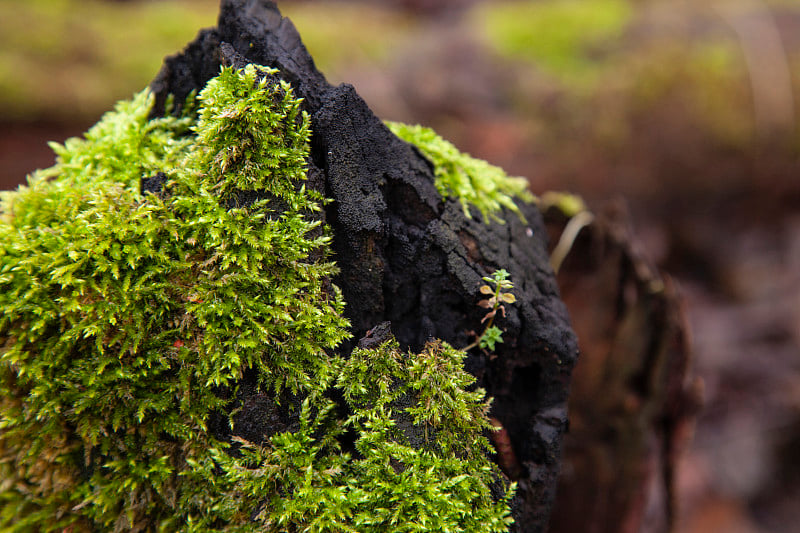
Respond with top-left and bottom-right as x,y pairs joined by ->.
465,269 -> 516,352
479,326 -> 504,351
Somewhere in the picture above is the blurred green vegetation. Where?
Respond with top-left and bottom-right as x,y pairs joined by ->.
0,0 -> 219,122
629,42 -> 753,150
469,0 -> 800,161
286,3 -> 415,77
476,0 -> 633,86
0,0 -> 415,123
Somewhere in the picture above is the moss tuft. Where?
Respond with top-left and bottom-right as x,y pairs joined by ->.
0,63 -> 348,531
217,338 -> 515,532
386,121 -> 535,224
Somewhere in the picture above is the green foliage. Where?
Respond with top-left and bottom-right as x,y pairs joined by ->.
466,269 -> 516,353
477,0 -> 633,85
0,63 -> 513,531
479,326 -> 504,353
386,121 -> 535,224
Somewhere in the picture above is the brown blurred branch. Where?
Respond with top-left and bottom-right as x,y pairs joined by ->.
545,201 -> 703,533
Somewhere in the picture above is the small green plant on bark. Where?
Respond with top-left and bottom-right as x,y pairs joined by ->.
465,269 -> 517,353
0,62 -> 514,532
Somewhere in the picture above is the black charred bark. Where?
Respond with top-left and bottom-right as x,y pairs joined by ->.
150,1 -> 578,530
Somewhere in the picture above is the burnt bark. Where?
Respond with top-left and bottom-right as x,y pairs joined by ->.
150,1 -> 578,530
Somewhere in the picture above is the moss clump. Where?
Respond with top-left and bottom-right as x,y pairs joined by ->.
0,63 -> 512,531
219,338 -> 514,532
337,338 -> 513,531
386,121 -> 535,224
0,63 -> 347,530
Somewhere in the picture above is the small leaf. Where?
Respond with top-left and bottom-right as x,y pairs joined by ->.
500,293 -> 516,304
479,326 -> 504,351
479,285 -> 493,295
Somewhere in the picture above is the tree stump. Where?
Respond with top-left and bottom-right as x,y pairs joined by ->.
150,1 -> 578,530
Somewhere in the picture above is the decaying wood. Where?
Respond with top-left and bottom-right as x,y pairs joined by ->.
544,201 -> 701,533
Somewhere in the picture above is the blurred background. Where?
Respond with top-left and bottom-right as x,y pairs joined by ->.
1,0 -> 799,531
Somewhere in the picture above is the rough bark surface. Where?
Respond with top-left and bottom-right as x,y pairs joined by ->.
150,1 -> 578,530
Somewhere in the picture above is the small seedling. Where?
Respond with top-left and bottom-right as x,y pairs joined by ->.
465,269 -> 516,352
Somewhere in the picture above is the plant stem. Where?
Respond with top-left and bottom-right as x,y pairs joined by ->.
464,286 -> 501,352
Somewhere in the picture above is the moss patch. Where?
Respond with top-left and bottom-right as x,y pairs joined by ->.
386,121 -> 535,223
0,63 -> 512,531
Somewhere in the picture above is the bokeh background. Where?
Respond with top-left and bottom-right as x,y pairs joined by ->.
1,0 -> 799,531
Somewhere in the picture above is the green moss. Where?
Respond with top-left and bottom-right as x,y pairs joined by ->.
0,63 -> 512,531
386,121 -> 535,223
0,63 -> 346,531
217,338 -> 514,532
476,0 -> 633,85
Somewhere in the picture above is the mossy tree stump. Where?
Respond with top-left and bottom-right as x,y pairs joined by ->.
0,1 -> 578,531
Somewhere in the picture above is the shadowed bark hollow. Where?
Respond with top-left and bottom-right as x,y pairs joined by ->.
150,1 -> 578,530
